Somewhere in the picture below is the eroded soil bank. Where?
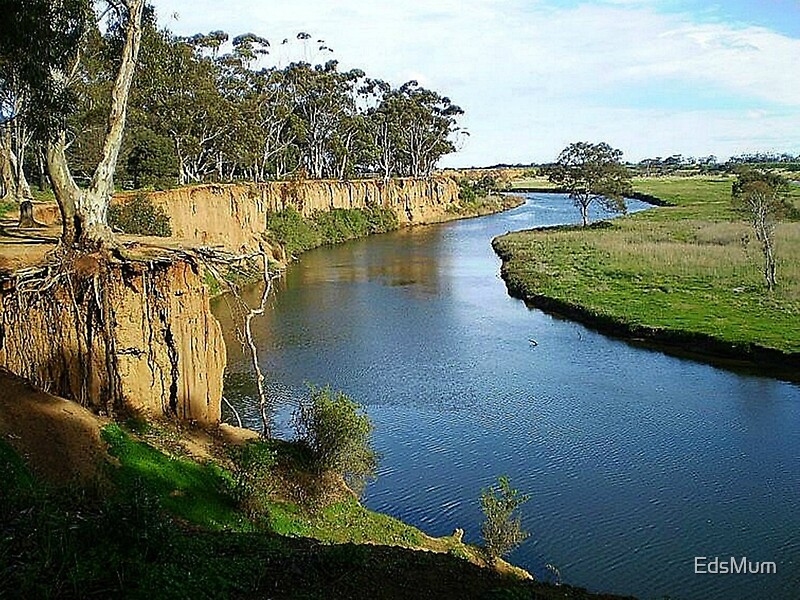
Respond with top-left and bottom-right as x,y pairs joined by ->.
0,256 -> 225,424
1,177 -> 518,425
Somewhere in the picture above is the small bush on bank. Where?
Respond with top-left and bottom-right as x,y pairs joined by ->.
226,440 -> 277,519
291,386 -> 378,496
480,476 -> 529,562
458,174 -> 501,203
265,206 -> 320,256
0,200 -> 14,219
109,192 -> 172,237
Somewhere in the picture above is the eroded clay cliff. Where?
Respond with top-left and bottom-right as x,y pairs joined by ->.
0,257 -> 224,424
1,177 -> 467,426
117,177 -> 460,252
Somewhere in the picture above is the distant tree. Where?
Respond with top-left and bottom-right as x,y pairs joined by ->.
549,142 -> 632,226
379,81 -> 463,177
0,65 -> 33,201
732,170 -> 793,291
125,128 -> 176,188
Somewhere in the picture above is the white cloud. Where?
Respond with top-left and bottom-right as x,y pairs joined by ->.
153,0 -> 800,164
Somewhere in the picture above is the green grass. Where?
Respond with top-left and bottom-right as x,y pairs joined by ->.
101,423 -> 245,529
493,176 -> 800,355
0,200 -> 15,219
101,424 -> 453,552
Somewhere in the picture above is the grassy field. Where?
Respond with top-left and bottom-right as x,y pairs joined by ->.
493,176 -> 800,360
507,175 -> 559,191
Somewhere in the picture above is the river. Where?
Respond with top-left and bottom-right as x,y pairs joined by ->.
214,193 -> 800,600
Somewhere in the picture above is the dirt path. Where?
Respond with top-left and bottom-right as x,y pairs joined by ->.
0,369 -> 109,484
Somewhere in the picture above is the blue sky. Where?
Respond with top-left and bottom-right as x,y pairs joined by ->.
153,0 -> 800,166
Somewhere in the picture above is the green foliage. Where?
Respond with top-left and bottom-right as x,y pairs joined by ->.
458,179 -> 479,203
731,169 -> 793,291
0,200 -> 14,219
266,205 -> 399,258
292,385 -> 378,495
109,192 -> 173,237
732,169 -> 794,219
0,431 -> 576,599
480,476 -> 530,561
226,440 -> 277,519
265,206 -> 319,256
458,175 -> 499,203
549,141 -> 632,226
0,439 -> 179,598
203,268 -> 222,296
125,128 -> 178,189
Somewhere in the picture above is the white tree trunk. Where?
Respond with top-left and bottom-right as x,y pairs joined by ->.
47,0 -> 145,248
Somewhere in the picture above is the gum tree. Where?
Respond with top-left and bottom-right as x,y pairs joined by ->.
0,0 -> 146,249
549,141 -> 632,226
732,169 -> 793,292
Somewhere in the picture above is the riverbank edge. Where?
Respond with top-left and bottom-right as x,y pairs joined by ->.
0,367 -> 645,599
510,187 -> 674,207
491,202 -> 800,381
211,192 -> 526,295
274,191 -> 526,260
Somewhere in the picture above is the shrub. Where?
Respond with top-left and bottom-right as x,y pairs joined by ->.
291,385 -> 377,495
0,200 -> 13,219
363,204 -> 399,233
480,476 -> 529,562
109,192 -> 172,237
457,178 -> 478,203
267,205 -> 399,258
226,440 -> 277,518
265,206 -> 320,257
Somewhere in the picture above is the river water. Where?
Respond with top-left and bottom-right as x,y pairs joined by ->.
214,193 -> 800,600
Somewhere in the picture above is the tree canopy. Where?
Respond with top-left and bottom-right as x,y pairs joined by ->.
2,10 -> 465,198
0,0 -> 146,247
549,141 -> 632,226
732,169 -> 793,291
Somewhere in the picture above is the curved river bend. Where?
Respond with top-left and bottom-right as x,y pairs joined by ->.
215,194 -> 800,600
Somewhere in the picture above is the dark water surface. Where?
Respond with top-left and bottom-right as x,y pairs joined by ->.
214,194 -> 800,600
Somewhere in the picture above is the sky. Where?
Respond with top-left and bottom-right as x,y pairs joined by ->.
152,0 -> 800,167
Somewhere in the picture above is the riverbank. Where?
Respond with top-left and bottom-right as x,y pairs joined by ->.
492,177 -> 800,379
0,368 -> 633,600
264,192 -> 523,262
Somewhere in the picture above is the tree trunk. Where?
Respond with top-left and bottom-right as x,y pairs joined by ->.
46,0 -> 145,249
36,144 -> 48,192
0,126 -> 31,201
0,140 -> 12,200
763,235 -> 777,291
580,200 -> 590,227
17,200 -> 37,228
46,134 -> 81,246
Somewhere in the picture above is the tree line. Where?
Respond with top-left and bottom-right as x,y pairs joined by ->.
0,5 -> 464,203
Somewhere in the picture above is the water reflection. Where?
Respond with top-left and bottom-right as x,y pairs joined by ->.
213,194 -> 800,600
